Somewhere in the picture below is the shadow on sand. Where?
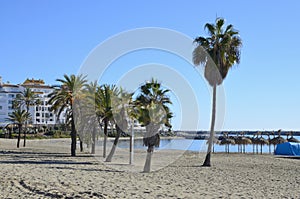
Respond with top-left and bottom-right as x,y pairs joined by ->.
0,150 -> 96,165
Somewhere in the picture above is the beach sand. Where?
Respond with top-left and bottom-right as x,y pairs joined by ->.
0,138 -> 299,198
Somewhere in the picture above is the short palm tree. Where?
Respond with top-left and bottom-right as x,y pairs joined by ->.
105,88 -> 133,162
14,87 -> 37,147
95,84 -> 117,158
7,109 -> 30,148
134,79 -> 172,172
193,18 -> 242,166
77,81 -> 99,154
48,74 -> 87,156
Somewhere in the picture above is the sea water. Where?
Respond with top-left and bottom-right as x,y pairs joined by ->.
114,135 -> 300,153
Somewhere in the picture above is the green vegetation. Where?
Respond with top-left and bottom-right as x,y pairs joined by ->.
7,109 -> 30,148
14,87 -> 38,147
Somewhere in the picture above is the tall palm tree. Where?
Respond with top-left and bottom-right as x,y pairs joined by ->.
7,109 -> 30,148
193,18 -> 242,166
134,79 -> 172,172
105,88 -> 133,162
14,87 -> 37,147
48,74 -> 87,156
95,84 -> 117,158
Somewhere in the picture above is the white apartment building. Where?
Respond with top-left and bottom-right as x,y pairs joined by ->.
0,79 -> 22,126
0,77 -> 65,127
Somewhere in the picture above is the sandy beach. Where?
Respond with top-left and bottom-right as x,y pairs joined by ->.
0,138 -> 299,198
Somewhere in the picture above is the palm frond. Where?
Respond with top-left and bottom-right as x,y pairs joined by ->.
204,23 -> 216,36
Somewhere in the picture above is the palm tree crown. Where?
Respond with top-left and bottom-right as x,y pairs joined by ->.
48,74 -> 87,119
193,18 -> 242,86
14,88 -> 37,111
95,84 -> 118,125
7,109 -> 31,126
135,79 -> 173,145
111,87 -> 133,132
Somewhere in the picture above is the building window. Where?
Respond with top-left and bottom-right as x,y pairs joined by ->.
8,94 -> 15,98
8,106 -> 13,110
36,119 -> 40,122
36,113 -> 40,117
0,106 -> 2,110
8,100 -> 13,104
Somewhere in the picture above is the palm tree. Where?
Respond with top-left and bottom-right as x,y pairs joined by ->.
7,109 -> 30,148
79,81 -> 99,154
95,84 -> 117,158
105,88 -> 133,162
134,79 -> 173,172
193,18 -> 242,166
14,87 -> 37,147
48,74 -> 87,156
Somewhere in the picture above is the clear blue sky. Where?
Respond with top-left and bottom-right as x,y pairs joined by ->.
1,1 -> 300,131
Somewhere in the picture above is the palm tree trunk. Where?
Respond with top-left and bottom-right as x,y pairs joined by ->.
103,119 -> 108,158
17,124 -> 21,148
23,130 -> 26,147
8,128 -> 12,139
105,125 -> 121,162
24,106 -> 29,147
80,139 -> 83,152
143,145 -> 154,172
91,125 -> 96,154
71,115 -> 76,156
203,85 -> 217,167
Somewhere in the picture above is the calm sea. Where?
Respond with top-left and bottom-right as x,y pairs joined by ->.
115,135 -> 300,153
